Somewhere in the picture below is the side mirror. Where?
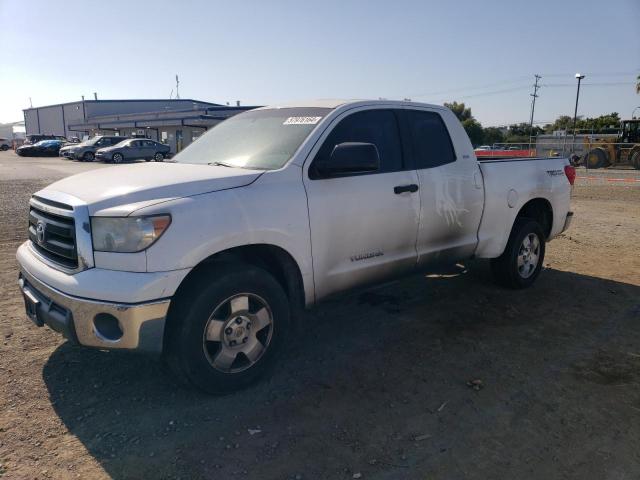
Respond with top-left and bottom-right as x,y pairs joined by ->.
315,142 -> 380,177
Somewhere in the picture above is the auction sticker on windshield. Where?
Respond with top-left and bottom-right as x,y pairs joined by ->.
283,116 -> 322,125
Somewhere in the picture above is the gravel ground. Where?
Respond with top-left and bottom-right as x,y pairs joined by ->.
0,151 -> 639,479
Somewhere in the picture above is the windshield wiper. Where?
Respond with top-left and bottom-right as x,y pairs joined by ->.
208,161 -> 235,168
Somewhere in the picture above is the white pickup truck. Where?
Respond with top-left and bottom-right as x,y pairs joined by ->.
17,100 -> 574,393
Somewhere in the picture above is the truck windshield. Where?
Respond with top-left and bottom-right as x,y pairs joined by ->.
173,107 -> 331,170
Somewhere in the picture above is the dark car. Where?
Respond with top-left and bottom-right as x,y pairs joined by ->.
16,139 -> 65,157
95,138 -> 170,163
59,135 -> 130,162
0,138 -> 11,151
24,134 -> 68,145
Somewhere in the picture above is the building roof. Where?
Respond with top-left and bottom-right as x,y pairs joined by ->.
23,98 -> 222,112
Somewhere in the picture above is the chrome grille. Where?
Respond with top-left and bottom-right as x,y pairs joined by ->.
28,203 -> 78,269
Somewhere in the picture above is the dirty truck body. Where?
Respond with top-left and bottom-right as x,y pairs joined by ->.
17,100 -> 574,393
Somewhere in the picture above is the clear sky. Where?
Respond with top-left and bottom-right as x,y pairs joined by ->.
1,0 -> 638,126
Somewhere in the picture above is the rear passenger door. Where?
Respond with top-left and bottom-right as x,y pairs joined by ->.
129,140 -> 146,159
303,108 -> 421,300
405,108 -> 484,267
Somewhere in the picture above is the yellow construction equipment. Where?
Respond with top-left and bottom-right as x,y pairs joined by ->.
583,119 -> 640,169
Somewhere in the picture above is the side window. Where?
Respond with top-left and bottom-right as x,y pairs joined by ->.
312,109 -> 403,177
407,110 -> 456,169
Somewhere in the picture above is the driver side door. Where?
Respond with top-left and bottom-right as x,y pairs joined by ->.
303,108 -> 420,301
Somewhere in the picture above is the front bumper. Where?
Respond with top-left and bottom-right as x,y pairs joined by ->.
60,150 -> 77,159
18,267 -> 170,353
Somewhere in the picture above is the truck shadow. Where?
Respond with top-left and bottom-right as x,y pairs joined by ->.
42,262 -> 640,479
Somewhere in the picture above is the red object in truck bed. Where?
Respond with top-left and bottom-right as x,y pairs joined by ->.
475,149 -> 536,158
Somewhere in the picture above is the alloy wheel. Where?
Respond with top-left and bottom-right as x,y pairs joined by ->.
202,293 -> 274,373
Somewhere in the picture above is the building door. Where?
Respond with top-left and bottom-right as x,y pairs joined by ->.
176,129 -> 183,152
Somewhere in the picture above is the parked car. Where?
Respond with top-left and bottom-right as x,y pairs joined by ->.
0,138 -> 11,151
16,100 -> 574,394
16,139 -> 65,156
59,135 -> 129,162
95,138 -> 170,163
24,134 -> 67,145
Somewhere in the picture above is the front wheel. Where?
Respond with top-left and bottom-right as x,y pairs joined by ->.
112,152 -> 124,164
491,218 -> 546,289
82,151 -> 95,162
164,265 -> 290,394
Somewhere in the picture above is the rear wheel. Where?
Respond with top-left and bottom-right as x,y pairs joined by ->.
112,152 -> 124,164
491,218 -> 546,289
164,265 -> 290,394
584,148 -> 607,169
154,152 -> 165,162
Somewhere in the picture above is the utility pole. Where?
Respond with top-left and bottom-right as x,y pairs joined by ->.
572,73 -> 585,154
528,74 -> 541,155
175,75 -> 180,99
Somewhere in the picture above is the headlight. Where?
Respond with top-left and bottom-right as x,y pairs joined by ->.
91,215 -> 171,253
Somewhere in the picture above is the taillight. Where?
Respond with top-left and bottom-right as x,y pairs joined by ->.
564,165 -> 576,185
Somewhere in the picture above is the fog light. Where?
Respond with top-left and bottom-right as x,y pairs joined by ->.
93,313 -> 123,341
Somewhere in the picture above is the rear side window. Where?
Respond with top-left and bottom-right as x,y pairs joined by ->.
407,110 -> 456,169
312,109 -> 403,177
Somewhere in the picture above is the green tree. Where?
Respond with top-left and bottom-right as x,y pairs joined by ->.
482,127 -> 505,146
462,118 -> 484,145
546,112 -> 621,134
444,101 -> 473,122
444,101 -> 483,145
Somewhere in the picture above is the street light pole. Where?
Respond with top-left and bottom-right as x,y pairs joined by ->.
571,73 -> 585,153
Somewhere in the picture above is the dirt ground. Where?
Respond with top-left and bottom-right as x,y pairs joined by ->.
1,152 -> 639,479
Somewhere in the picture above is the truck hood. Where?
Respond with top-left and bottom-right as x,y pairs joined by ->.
38,162 -> 263,215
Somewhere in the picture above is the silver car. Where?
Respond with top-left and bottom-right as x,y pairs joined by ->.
95,138 -> 170,163
59,136 -> 129,162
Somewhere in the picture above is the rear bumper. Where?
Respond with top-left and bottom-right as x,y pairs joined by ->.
562,211 -> 574,233
18,268 -> 170,353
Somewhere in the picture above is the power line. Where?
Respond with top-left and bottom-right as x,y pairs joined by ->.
409,76 -> 532,99
408,71 -> 638,100
542,81 -> 635,87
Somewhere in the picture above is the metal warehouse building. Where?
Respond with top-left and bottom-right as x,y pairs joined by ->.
23,99 -> 258,154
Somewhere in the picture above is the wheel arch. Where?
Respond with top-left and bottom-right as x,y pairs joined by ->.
164,243 -> 306,349
514,197 -> 553,239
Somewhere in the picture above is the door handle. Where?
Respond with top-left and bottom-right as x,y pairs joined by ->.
394,184 -> 419,194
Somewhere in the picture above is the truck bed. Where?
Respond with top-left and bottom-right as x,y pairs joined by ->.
474,156 -> 571,259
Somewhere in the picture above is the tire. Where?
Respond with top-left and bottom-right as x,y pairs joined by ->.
112,152 -> 124,164
164,264 -> 290,394
154,152 -> 164,162
490,218 -> 546,289
631,150 -> 640,170
584,148 -> 607,169
0,144 -> 8,151
82,151 -> 95,162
